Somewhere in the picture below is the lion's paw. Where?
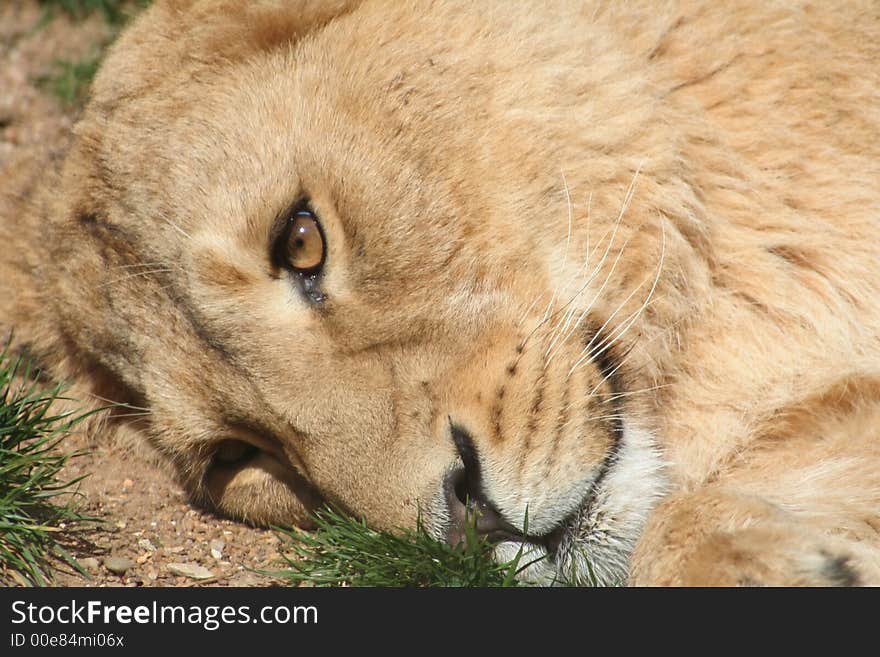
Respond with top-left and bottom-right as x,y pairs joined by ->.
676,529 -> 863,587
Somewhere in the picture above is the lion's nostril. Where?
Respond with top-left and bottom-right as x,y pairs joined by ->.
451,467 -> 471,508
443,468 -> 476,546
443,465 -> 519,546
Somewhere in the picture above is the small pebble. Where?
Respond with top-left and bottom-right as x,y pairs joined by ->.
104,557 -> 136,575
138,538 -> 158,552
78,557 -> 100,572
167,563 -> 214,580
209,539 -> 225,560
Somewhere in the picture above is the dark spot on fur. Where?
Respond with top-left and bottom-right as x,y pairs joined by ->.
517,368 -> 547,472
573,322 -> 627,518
77,210 -> 99,225
730,290 -> 771,314
210,261 -> 253,290
737,577 -> 765,587
782,197 -> 805,211
544,379 -> 570,479
647,16 -> 685,61
820,553 -> 861,586
489,385 -> 505,443
767,244 -> 818,273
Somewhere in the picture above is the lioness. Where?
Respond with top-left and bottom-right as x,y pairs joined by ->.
1,0 -> 879,586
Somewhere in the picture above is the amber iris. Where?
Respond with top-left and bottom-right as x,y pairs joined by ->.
286,212 -> 324,272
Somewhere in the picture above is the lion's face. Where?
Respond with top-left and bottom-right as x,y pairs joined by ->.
53,0 -> 673,584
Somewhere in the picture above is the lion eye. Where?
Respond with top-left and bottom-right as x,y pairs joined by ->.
284,211 -> 325,273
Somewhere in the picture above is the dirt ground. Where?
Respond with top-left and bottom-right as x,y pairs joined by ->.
1,2 -> 286,588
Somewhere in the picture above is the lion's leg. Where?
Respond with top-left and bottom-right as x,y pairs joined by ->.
629,486 -> 880,586
630,404 -> 880,586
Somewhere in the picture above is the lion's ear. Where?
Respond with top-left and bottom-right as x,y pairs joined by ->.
89,0 -> 362,108
160,0 -> 364,59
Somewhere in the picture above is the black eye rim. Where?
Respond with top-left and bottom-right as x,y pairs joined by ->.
271,199 -> 328,300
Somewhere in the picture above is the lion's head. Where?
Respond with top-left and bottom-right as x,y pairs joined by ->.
37,0 -> 715,584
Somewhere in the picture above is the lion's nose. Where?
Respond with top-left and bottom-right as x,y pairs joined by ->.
444,466 -> 521,546
444,424 -> 521,546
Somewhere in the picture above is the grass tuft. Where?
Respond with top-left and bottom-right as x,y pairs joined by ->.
273,507 -> 537,587
36,1 -> 152,108
41,54 -> 103,109
0,346 -> 97,586
38,0 -> 149,25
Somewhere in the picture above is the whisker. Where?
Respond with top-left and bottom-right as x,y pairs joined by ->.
579,413 -> 627,425
539,172 -> 577,346
583,191 -> 592,279
514,293 -> 548,331
520,169 -> 639,365
536,171 -> 578,339
582,314 -> 688,410
113,261 -> 183,271
541,163 -> 644,362
557,244 -> 654,367
559,384 -> 671,417
594,383 -> 672,400
560,171 -> 574,273
586,217 -> 666,363
86,393 -> 151,413
545,231 -> 635,366
159,214 -> 192,240
568,211 -> 666,378
100,267 -> 175,288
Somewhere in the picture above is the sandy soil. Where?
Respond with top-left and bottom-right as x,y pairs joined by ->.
2,2 -> 286,588
52,440 -> 286,587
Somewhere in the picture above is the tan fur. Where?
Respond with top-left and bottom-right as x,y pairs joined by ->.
2,0 -> 879,585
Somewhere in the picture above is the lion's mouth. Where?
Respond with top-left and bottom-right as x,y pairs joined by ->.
473,511 -> 572,556
480,483 -> 613,586
476,489 -> 586,558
